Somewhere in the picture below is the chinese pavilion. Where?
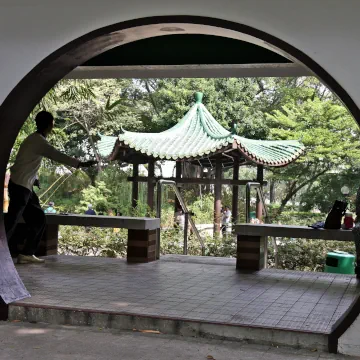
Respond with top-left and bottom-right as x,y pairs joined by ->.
97,92 -> 304,233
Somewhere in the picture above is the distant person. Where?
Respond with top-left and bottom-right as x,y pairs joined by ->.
85,204 -> 96,215
44,201 -> 56,214
221,205 -> 232,236
174,207 -> 185,231
5,111 -> 95,264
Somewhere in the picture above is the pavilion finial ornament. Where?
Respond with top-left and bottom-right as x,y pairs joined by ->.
195,92 -> 203,103
231,123 -> 238,134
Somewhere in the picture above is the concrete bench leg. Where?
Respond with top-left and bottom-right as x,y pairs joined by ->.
36,224 -> 59,256
236,234 -> 266,271
127,229 -> 157,263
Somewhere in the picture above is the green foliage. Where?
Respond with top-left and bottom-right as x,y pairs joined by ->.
159,230 -> 236,258
263,78 -> 360,215
268,238 -> 355,272
150,78 -> 269,139
189,193 -> 214,224
300,170 -> 360,213
59,226 -> 127,257
78,181 -> 113,214
272,210 -> 324,226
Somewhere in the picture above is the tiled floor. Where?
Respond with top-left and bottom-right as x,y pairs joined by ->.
14,255 -> 360,334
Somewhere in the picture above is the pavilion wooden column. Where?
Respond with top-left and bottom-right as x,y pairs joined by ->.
132,164 -> 139,209
256,165 -> 264,220
147,159 -> 155,213
232,159 -> 240,224
174,161 -> 182,213
214,155 -> 222,235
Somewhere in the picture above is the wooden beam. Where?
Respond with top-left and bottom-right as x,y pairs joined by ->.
214,156 -> 222,235
232,159 -> 240,224
65,63 -> 311,79
132,164 -> 139,209
128,176 -> 267,186
147,160 -> 155,213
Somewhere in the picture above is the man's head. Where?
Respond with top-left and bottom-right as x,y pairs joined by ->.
225,206 -> 229,211
35,111 -> 54,135
88,204 -> 93,209
49,201 -> 54,207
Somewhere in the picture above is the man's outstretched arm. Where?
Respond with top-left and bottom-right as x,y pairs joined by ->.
36,137 -> 96,168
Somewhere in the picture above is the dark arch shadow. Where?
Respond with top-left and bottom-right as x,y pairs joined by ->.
0,15 -> 359,305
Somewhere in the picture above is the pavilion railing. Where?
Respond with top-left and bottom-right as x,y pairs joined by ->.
156,180 -> 205,259
245,182 -> 279,268
245,182 -> 270,223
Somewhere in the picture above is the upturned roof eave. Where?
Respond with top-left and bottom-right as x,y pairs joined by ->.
104,138 -> 304,167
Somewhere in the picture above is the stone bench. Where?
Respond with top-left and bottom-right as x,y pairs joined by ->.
235,223 -> 354,271
16,214 -> 160,263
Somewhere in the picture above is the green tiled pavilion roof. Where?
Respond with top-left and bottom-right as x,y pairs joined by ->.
97,92 -> 304,167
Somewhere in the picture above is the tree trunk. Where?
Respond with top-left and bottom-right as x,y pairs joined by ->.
74,117 -> 102,173
270,181 -> 276,204
88,133 -> 102,172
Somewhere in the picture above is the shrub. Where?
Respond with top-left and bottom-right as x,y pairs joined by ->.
58,226 -> 127,258
268,238 -> 355,272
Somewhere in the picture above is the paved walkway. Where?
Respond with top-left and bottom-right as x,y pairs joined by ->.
14,255 -> 359,334
0,322 -> 354,360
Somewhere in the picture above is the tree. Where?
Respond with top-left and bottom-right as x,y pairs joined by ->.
51,79 -> 153,173
148,78 -> 270,139
263,79 -> 360,216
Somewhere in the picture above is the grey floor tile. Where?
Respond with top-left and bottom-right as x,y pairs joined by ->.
13,255 -> 359,335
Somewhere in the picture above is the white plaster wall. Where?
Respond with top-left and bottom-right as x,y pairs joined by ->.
339,314 -> 360,356
1,0 -> 360,353
1,0 -> 360,111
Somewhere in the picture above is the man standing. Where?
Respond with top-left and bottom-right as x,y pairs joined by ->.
5,111 -> 95,264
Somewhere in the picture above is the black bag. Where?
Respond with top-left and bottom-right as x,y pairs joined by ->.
324,200 -> 347,229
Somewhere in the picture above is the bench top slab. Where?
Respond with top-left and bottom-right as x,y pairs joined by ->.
43,214 -> 160,230
235,223 -> 353,241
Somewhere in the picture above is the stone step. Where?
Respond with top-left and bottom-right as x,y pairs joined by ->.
8,304 -> 328,351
